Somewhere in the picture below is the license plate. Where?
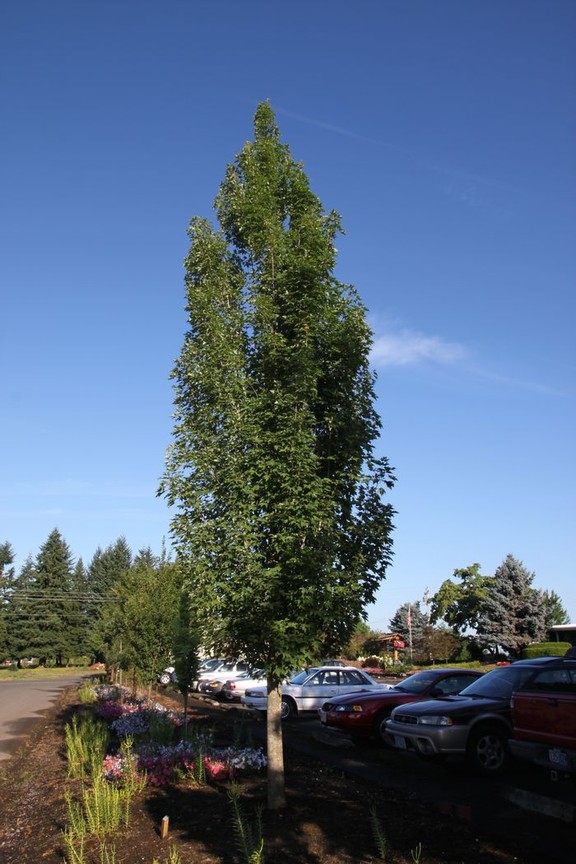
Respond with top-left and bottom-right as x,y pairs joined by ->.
549,747 -> 568,768
319,710 -> 327,723
394,735 -> 407,749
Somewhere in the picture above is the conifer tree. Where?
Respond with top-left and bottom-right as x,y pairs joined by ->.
476,554 -> 547,656
6,531 -> 77,665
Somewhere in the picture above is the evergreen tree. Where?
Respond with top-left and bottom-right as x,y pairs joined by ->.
33,529 -> 77,665
100,558 -> 182,689
87,537 -> 132,593
160,102 -> 395,807
0,542 -> 15,658
476,554 -> 547,657
389,601 -> 426,656
6,531 -> 77,665
541,589 -> 570,628
86,537 -> 132,661
5,555 -> 36,662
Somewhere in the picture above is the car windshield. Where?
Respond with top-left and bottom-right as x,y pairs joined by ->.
394,671 -> 450,694
458,665 -> 535,699
289,670 -> 309,685
200,659 -> 224,672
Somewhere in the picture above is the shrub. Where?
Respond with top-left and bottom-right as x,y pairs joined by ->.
521,642 -> 571,659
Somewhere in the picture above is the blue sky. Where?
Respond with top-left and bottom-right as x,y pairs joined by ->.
1,1 -> 575,627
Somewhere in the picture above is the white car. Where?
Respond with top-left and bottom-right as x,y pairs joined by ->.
193,659 -> 252,692
241,665 -> 391,719
221,669 -> 267,701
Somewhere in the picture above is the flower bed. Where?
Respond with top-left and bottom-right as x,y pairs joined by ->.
91,684 -> 266,788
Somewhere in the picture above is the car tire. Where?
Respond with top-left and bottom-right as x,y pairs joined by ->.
375,710 -> 393,744
281,697 -> 297,720
466,724 -> 509,775
158,673 -> 171,686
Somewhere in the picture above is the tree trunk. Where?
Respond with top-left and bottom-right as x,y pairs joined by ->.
266,683 -> 286,809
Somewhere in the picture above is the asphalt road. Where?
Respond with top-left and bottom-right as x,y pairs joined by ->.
278,713 -> 576,857
0,676 -> 84,761
205,696 -> 575,859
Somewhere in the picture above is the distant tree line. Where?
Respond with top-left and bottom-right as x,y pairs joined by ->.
1,536 -> 569,676
0,531 -> 184,688
348,554 -> 570,665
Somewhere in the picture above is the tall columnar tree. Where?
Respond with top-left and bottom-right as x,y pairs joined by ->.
476,554 -> 547,657
160,101 -> 395,807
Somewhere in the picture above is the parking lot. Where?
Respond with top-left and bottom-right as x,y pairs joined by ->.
190,690 -> 576,853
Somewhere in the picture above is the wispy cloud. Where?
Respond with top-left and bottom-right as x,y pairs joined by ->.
370,329 -> 467,368
270,104 -> 381,145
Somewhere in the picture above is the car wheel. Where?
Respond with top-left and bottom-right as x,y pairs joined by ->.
467,724 -> 508,775
375,710 -> 393,744
281,697 -> 297,720
158,673 -> 171,686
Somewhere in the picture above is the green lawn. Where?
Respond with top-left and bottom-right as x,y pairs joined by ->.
0,665 -> 96,681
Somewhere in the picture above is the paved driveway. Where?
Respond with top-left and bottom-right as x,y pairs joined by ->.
0,677 -> 83,761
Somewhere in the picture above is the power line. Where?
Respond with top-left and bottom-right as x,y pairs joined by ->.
2,591 -> 115,603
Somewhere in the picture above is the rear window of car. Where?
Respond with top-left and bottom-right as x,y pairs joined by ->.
340,669 -> 371,686
522,668 -> 576,693
458,665 -> 535,699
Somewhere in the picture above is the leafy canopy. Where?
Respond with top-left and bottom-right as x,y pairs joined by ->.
161,101 -> 395,685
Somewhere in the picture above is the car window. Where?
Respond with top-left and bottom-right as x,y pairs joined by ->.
458,665 -> 535,698
340,669 -> 370,686
394,671 -> 443,694
527,669 -> 576,693
310,670 -> 339,686
435,675 -> 479,695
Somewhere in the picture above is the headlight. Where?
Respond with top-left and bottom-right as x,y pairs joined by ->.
417,715 -> 453,726
334,704 -> 363,713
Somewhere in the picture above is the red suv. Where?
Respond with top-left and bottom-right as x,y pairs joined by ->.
509,652 -> 576,777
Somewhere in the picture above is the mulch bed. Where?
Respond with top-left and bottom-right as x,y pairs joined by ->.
0,684 -> 572,863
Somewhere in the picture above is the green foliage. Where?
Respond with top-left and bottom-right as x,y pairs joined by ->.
370,807 -> 387,860
430,564 -> 495,634
389,602 -> 426,647
541,590 -> 570,627
343,621 -> 381,660
521,641 -> 571,659
65,713 -> 110,780
99,559 -> 182,689
411,842 -> 423,863
160,101 -> 395,685
6,530 -> 84,665
228,782 -> 265,864
476,554 -> 547,656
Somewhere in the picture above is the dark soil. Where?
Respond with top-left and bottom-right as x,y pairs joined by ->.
0,684 -> 572,863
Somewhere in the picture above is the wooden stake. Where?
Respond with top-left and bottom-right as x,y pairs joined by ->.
161,815 -> 169,839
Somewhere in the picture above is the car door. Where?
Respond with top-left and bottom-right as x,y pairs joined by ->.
299,669 -> 340,711
337,669 -> 373,696
514,668 -> 576,749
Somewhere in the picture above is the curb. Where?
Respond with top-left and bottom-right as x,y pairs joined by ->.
502,786 -> 575,824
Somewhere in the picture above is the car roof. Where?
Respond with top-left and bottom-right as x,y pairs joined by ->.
511,656 -> 576,667
305,665 -> 368,672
